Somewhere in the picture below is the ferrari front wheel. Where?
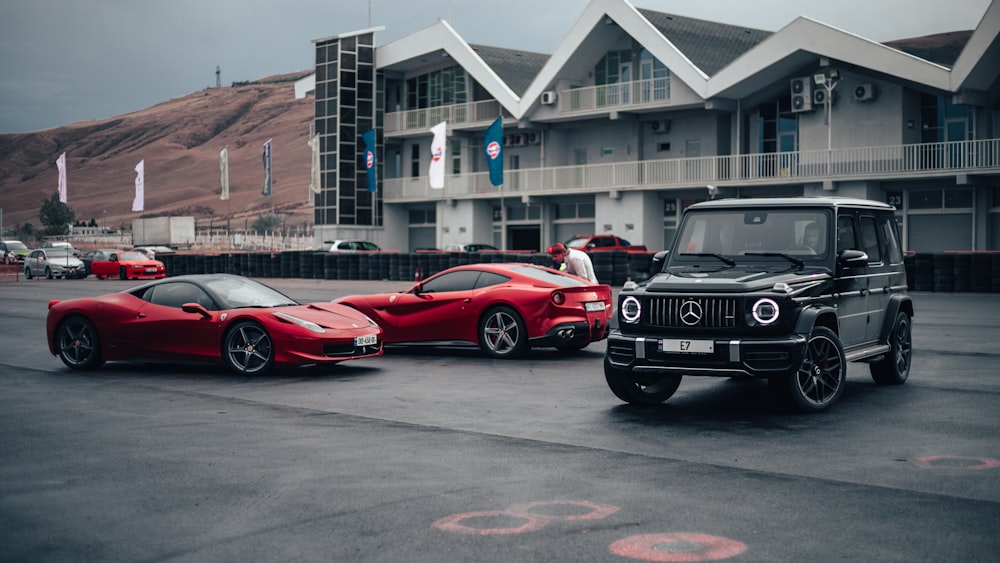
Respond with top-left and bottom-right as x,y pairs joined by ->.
56,315 -> 105,370
479,306 -> 528,358
223,321 -> 274,375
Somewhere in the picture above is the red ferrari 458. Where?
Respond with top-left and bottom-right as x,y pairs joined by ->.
47,274 -> 383,374
333,263 -> 613,358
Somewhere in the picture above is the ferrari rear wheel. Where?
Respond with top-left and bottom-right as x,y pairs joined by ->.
223,321 -> 274,375
479,306 -> 528,358
56,315 -> 105,370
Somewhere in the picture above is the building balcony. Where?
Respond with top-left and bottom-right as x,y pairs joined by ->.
384,100 -> 507,136
546,77 -> 673,114
382,138 -> 1000,202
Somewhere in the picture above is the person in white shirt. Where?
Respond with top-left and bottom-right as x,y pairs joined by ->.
547,242 -> 598,283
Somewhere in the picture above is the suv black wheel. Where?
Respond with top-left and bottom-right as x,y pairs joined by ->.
870,312 -> 912,385
604,356 -> 682,405
771,326 -> 846,412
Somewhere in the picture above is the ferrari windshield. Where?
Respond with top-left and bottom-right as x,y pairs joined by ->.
671,208 -> 832,265
204,277 -> 298,308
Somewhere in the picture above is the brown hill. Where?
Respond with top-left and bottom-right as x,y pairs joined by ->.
0,71 -> 314,234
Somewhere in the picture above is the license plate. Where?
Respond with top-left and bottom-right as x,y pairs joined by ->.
145,268 -> 157,273
355,334 -> 378,347
659,339 -> 714,354
584,301 -> 605,312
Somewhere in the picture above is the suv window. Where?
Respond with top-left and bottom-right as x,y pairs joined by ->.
859,216 -> 882,263
880,215 -> 903,264
836,215 -> 858,253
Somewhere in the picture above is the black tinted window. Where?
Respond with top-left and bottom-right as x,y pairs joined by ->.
860,217 -> 882,263
146,283 -> 216,309
420,270 -> 481,293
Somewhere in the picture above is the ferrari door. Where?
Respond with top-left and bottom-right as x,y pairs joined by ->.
129,281 -> 222,361
373,270 -> 482,342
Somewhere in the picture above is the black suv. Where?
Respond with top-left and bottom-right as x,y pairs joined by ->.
604,197 -> 913,412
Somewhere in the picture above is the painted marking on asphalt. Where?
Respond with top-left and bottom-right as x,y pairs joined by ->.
608,533 -> 748,562
914,455 -> 1000,470
434,500 -> 620,535
432,510 -> 550,535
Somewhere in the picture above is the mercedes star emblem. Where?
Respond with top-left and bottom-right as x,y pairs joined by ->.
679,300 -> 703,326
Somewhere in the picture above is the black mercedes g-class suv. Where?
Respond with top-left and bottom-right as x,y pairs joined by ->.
604,197 -> 913,412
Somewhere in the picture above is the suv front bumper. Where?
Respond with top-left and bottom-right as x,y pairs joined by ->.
606,330 -> 808,378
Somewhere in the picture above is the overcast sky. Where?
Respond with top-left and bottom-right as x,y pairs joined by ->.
0,0 -> 992,134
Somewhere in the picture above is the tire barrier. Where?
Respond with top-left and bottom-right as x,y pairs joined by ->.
152,251 -> 999,291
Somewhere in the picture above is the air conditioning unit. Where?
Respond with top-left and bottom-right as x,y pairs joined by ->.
812,88 -> 827,106
541,91 -> 558,105
853,83 -> 876,102
526,132 -> 540,144
790,77 -> 812,112
650,119 -> 671,134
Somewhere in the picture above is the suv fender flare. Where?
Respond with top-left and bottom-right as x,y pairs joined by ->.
878,295 -> 914,340
793,306 -> 839,336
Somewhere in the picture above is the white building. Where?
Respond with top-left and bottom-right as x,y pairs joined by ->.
298,0 -> 1000,253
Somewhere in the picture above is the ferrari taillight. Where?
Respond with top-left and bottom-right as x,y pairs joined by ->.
551,291 -> 565,305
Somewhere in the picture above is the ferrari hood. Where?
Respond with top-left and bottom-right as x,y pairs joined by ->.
279,303 -> 374,329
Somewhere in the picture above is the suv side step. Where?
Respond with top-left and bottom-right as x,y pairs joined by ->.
845,344 -> 890,363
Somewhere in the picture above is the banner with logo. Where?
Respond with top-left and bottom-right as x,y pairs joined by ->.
429,121 -> 446,189
262,138 -> 272,196
362,128 -> 377,193
219,146 -> 230,201
56,152 -> 67,203
132,160 -> 145,212
484,117 -> 504,187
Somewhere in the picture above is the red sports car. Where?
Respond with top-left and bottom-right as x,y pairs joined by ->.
85,249 -> 166,279
47,274 -> 383,375
333,263 -> 613,358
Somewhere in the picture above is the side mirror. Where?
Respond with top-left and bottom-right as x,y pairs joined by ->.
181,303 -> 212,319
838,249 -> 868,267
650,250 -> 670,274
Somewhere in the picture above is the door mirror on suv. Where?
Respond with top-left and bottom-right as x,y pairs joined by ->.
838,249 -> 869,267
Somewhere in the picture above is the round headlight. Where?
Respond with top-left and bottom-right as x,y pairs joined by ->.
620,296 -> 642,324
752,298 -> 780,325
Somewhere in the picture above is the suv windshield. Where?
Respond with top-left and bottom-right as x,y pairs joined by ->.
670,208 -> 831,266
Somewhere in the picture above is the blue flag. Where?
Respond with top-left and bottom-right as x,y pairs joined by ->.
484,117 -> 503,187
362,129 -> 377,193
262,139 -> 272,196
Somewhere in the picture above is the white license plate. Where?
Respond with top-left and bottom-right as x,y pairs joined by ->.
355,334 -> 378,347
584,301 -> 605,312
659,339 -> 714,354
145,268 -> 157,273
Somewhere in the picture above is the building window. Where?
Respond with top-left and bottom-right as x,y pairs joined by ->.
411,144 -> 420,177
405,66 -> 468,109
451,139 -> 461,174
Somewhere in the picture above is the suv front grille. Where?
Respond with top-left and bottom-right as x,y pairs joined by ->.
647,297 -> 739,328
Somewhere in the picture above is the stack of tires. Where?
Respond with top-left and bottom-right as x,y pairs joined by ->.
933,253 -> 954,292
912,254 -> 934,291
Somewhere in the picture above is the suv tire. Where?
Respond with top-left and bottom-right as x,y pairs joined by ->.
770,326 -> 846,412
870,312 -> 912,385
604,356 -> 682,405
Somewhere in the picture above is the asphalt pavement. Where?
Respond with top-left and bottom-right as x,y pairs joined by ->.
1,278 -> 998,562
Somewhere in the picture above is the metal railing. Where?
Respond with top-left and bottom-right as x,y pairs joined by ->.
555,78 -> 672,113
384,100 -> 505,134
382,138 -> 1000,201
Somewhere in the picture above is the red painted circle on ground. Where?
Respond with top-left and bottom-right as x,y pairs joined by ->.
507,500 -> 620,521
609,533 -> 747,562
914,455 -> 1000,470
432,510 -> 550,535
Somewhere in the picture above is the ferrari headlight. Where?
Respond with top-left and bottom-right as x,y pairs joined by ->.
751,298 -> 780,325
620,296 -> 642,324
272,311 -> 325,333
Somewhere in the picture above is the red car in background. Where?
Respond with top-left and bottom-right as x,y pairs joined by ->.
85,249 -> 166,279
333,263 -> 613,358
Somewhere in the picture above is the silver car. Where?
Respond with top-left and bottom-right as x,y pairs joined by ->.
23,249 -> 86,279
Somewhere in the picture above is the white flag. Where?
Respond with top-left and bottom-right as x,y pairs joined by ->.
429,121 -> 446,189
220,147 -> 230,201
56,152 -> 67,203
132,160 -> 145,212
308,134 -> 321,196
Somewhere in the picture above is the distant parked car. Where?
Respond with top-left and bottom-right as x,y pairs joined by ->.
23,248 -> 86,279
1,240 -> 30,264
40,241 -> 81,257
324,240 -> 381,252
444,243 -> 499,252
84,249 -> 166,280
132,246 -> 177,259
564,235 -> 647,252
